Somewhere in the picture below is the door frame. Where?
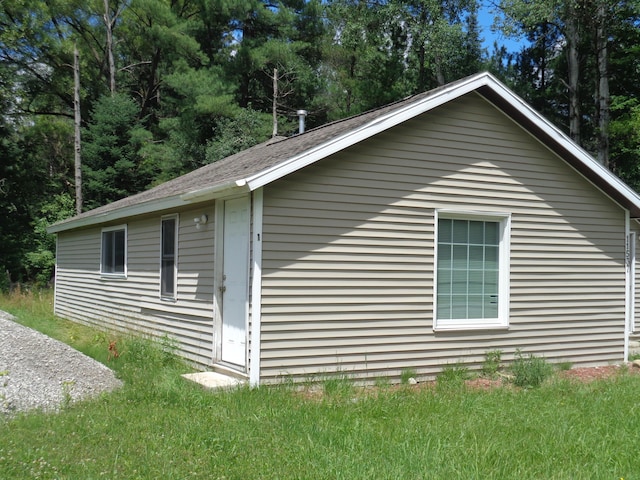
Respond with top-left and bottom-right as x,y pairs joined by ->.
213,194 -> 251,372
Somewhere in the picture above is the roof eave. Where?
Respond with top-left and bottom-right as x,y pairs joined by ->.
47,180 -> 248,234
245,71 -> 640,217
476,83 -> 640,218
244,73 -> 497,191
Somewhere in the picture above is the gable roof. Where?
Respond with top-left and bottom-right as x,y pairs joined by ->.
49,72 -> 640,233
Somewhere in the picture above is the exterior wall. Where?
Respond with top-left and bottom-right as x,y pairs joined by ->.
54,205 -> 216,366
259,92 -> 627,383
632,222 -> 640,334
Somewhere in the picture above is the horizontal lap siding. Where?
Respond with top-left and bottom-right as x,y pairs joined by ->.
633,223 -> 640,333
259,92 -> 626,382
55,206 -> 215,366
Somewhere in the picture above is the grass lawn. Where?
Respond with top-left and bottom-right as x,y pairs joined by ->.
1,290 -> 640,479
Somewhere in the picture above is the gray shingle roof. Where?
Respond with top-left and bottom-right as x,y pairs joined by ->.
50,80 -> 454,231
49,72 -> 640,232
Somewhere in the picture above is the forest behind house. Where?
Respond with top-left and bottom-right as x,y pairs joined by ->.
1,0 -> 639,286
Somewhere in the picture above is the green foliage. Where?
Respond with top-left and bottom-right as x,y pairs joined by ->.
3,293 -> 640,478
0,268 -> 9,293
321,373 -> 354,399
510,349 -> 554,388
436,363 -> 469,390
205,107 -> 273,163
482,349 -> 503,378
556,361 -> 573,372
23,193 -> 74,286
82,93 -> 155,209
2,0 -> 640,284
610,96 -> 640,191
400,368 -> 418,385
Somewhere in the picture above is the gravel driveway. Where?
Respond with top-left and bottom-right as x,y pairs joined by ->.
0,311 -> 122,418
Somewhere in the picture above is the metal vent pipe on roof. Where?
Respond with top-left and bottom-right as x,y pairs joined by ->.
296,109 -> 308,134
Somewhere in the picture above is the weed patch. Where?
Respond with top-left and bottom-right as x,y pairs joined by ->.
510,350 -> 554,388
436,363 -> 469,391
482,349 -> 502,378
400,368 -> 418,385
321,373 -> 354,399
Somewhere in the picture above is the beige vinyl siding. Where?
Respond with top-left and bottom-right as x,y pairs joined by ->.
55,206 -> 216,366
632,223 -> 640,333
259,92 -> 626,382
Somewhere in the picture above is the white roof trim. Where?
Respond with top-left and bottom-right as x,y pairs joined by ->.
179,179 -> 248,202
243,71 -> 640,213
244,74 -> 493,191
483,76 -> 640,211
47,180 -> 246,233
48,195 -> 189,233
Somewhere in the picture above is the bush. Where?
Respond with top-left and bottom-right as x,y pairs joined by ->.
510,350 -> 554,388
0,267 -> 9,293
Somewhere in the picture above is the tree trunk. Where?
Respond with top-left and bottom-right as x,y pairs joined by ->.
104,0 -> 116,94
272,68 -> 278,137
596,0 -> 610,167
565,5 -> 581,144
73,43 -> 82,215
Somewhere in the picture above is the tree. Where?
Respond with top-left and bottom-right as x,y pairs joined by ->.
24,193 -> 75,285
496,0 -> 640,169
205,107 -> 273,162
73,42 -> 82,214
399,0 -> 482,89
82,93 -> 153,209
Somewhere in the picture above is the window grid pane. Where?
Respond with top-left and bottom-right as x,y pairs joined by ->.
161,218 -> 177,297
102,229 -> 125,274
437,218 -> 500,320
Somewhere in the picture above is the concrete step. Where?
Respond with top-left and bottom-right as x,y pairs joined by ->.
182,371 -> 246,390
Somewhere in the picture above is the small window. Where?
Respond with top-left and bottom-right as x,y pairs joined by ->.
101,225 -> 127,276
434,211 -> 510,330
161,216 -> 178,299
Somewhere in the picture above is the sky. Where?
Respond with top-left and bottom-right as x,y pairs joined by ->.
477,2 -> 529,54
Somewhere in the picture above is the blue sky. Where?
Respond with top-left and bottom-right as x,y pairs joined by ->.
477,2 -> 528,54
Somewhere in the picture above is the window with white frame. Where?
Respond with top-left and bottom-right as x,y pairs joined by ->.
161,215 -> 178,299
101,225 -> 127,276
434,211 -> 510,330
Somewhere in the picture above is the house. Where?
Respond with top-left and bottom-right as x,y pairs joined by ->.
49,72 -> 640,386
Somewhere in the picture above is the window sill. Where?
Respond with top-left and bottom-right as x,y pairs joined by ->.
433,322 -> 509,332
160,296 -> 177,303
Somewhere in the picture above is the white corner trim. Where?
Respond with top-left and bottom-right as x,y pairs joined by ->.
249,188 -> 264,387
625,211 -> 632,363
53,235 -> 59,316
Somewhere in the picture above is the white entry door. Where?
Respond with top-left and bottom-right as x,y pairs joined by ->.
220,196 -> 250,367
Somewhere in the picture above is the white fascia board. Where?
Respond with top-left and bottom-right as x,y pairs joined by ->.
485,77 -> 640,210
47,195 -> 189,233
48,180 -> 245,234
244,73 -> 495,191
180,179 -> 248,202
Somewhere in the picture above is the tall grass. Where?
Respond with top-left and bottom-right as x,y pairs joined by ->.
2,290 -> 640,478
